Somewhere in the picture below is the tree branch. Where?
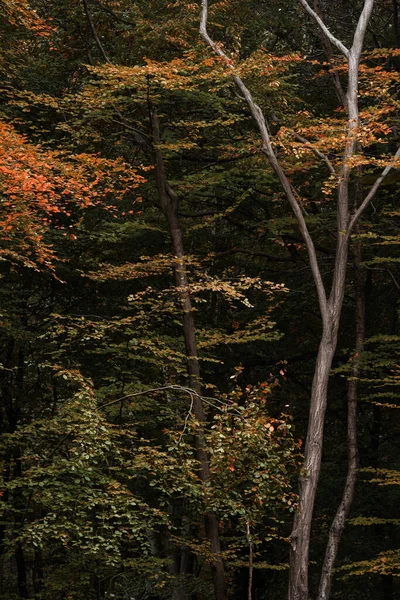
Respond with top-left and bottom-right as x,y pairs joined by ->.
215,246 -> 296,262
346,146 -> 400,238
312,0 -> 347,107
93,0 -> 137,25
294,133 -> 336,174
82,0 -> 111,64
99,384 -> 244,418
112,119 -> 149,139
200,0 -> 329,322
297,0 -> 350,57
350,0 -> 375,61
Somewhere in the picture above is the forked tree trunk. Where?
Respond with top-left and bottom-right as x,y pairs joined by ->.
198,2 -> 397,599
288,237 -> 349,598
317,229 -> 365,600
288,328 -> 337,599
151,111 -> 227,600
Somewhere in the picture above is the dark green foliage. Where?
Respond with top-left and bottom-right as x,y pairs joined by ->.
0,1 -> 399,599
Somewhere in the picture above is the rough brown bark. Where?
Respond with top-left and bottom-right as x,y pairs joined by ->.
15,543 -> 29,599
82,0 -> 111,64
246,522 -> 254,600
151,111 -> 227,600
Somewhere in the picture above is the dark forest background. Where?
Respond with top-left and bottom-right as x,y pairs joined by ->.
0,0 -> 399,599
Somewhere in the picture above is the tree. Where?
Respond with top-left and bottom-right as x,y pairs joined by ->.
199,1 -> 400,598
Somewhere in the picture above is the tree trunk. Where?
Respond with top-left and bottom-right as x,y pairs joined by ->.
288,326 -> 337,600
33,549 -> 44,596
246,522 -> 253,600
15,543 -> 29,599
166,185 -> 227,600
151,110 -> 227,600
198,4 -> 385,599
317,240 -> 365,600
288,234 -> 350,600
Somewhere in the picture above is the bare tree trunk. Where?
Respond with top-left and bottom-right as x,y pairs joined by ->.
32,549 -> 44,596
151,111 -> 227,600
198,2 -> 394,599
288,323 -> 338,600
317,239 -> 365,600
246,522 -> 253,600
15,543 -> 29,599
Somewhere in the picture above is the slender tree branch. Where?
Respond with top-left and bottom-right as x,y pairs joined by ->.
200,0 -> 329,323
82,0 -> 111,64
346,146 -> 400,238
297,0 -> 350,57
386,266 -> 400,290
293,133 -> 336,174
177,393 -> 194,445
112,119 -> 149,139
99,385 -> 244,417
93,0 -> 137,25
246,522 -> 254,600
313,0 -> 347,107
215,246 -> 295,262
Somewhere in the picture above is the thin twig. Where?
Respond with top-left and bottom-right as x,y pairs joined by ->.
298,0 -> 350,57
177,393 -> 194,445
82,0 -> 111,63
112,119 -> 150,139
346,146 -> 400,239
293,133 -> 336,174
99,384 -> 244,417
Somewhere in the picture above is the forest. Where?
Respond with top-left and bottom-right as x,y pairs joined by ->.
0,0 -> 399,599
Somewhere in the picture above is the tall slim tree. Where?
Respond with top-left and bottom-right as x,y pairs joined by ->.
199,1 -> 400,599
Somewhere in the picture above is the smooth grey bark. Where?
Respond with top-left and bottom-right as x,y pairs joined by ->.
199,1 -> 399,599
313,20 -> 364,591
317,235 -> 365,600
